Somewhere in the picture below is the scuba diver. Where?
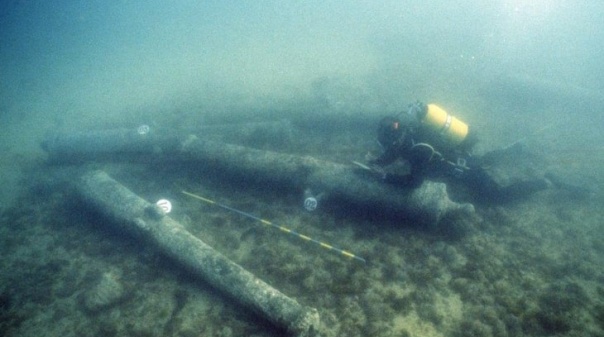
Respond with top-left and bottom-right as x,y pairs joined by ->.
366,101 -> 551,204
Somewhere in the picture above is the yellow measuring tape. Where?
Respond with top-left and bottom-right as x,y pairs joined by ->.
182,190 -> 366,264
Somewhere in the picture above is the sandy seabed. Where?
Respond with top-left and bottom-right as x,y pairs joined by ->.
1,120 -> 603,337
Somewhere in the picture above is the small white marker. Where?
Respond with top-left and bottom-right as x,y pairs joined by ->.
304,197 -> 318,212
137,124 -> 150,135
156,199 -> 172,213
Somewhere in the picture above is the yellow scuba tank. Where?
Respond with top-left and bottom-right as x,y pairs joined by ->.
420,104 -> 469,146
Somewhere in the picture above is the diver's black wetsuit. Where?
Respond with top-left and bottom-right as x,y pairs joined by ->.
370,114 -> 549,204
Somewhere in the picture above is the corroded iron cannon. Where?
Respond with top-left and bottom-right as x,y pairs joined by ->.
77,170 -> 320,337
43,126 -> 474,226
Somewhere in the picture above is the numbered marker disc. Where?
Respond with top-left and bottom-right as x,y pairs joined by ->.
156,199 -> 172,213
137,124 -> 150,135
304,197 -> 318,212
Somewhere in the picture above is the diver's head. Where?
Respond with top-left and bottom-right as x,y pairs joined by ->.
377,116 -> 405,148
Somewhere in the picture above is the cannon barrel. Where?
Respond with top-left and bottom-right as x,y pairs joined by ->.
76,170 -> 320,337
43,127 -> 474,226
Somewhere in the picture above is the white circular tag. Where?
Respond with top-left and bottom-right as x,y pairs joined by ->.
304,197 -> 318,212
137,124 -> 150,135
156,199 -> 172,213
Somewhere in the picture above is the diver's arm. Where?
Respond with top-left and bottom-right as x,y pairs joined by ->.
369,146 -> 399,166
384,143 -> 435,188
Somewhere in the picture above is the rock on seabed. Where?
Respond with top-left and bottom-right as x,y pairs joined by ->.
83,271 -> 125,312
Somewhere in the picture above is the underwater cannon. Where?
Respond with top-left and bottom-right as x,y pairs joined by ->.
42,126 -> 474,226
76,170 -> 320,337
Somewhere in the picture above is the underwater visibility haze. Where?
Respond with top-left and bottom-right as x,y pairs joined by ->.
1,1 -> 604,336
